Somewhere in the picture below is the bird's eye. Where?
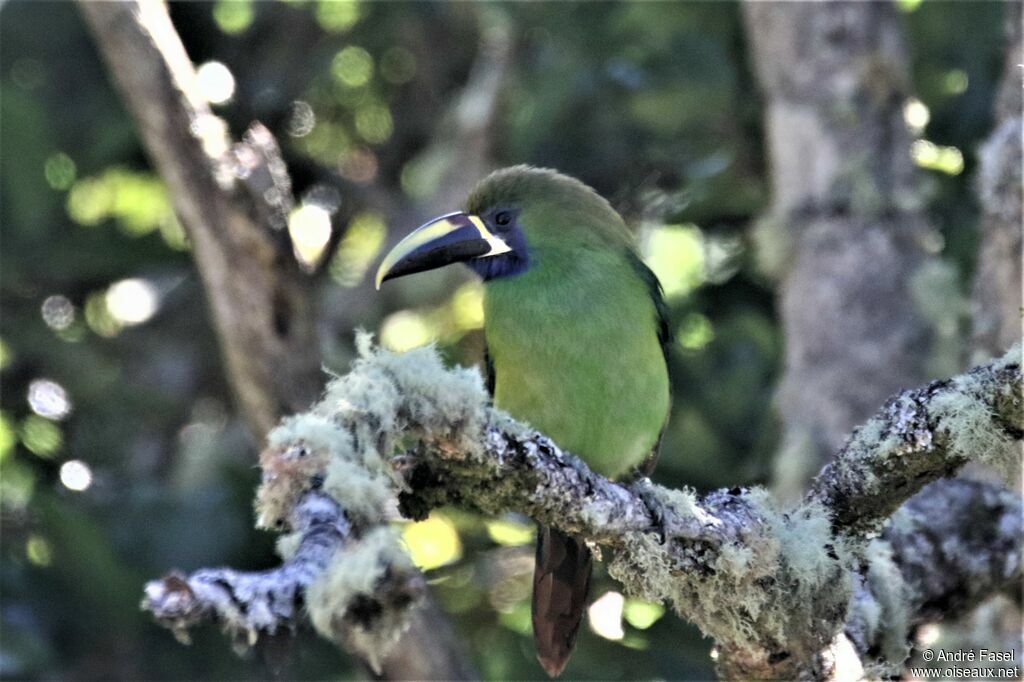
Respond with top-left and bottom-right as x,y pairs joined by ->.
494,210 -> 512,227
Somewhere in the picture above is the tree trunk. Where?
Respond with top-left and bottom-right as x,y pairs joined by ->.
78,2 -> 476,678
743,2 -> 936,501
971,2 -> 1022,361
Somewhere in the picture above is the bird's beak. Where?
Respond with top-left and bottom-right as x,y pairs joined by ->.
375,212 -> 512,289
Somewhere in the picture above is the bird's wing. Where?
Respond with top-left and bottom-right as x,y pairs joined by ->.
626,251 -> 673,477
484,345 -> 496,396
626,250 -> 672,368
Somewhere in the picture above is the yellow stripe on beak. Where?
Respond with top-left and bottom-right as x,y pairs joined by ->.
375,212 -> 511,289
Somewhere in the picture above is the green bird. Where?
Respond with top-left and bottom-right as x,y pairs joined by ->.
376,166 -> 670,677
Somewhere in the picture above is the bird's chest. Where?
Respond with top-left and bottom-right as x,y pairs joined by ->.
483,269 -> 667,478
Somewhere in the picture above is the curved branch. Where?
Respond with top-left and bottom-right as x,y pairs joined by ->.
141,341 -> 1022,679
809,349 -> 1023,534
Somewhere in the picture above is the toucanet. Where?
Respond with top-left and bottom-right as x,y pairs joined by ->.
376,166 -> 671,677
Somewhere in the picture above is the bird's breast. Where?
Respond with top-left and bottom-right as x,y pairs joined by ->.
483,259 -> 669,479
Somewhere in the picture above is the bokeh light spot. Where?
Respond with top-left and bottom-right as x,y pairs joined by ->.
623,599 -> 665,630
20,416 -> 63,458
287,100 -> 316,138
0,412 -> 16,461
355,103 -> 392,144
28,379 -> 72,420
338,147 -> 378,184
66,168 -> 177,242
401,513 -> 462,570
943,69 -> 969,95
59,459 -> 93,492
316,0 -> 360,33
451,283 -> 484,331
643,224 -> 705,299
486,518 -> 535,546
213,0 -> 254,34
26,535 -> 53,567
331,46 -> 373,88
106,278 -> 159,326
44,152 -> 77,190
41,295 -> 75,331
84,292 -> 121,338
329,211 -> 386,286
677,312 -> 714,352
903,98 -> 930,135
0,461 -> 35,511
196,61 -> 236,105
288,203 -> 333,269
380,310 -> 435,352
588,591 -> 625,641
911,140 -> 963,176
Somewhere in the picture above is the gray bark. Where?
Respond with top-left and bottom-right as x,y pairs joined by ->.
971,2 -> 1023,360
743,2 -> 937,501
78,3 -> 476,679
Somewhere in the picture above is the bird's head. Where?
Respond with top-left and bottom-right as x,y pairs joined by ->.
375,165 -> 630,288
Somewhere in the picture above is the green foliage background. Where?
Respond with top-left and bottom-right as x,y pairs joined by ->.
0,1 -> 1007,679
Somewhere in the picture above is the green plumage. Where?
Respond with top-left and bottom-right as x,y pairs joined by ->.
467,167 -> 670,478
376,165 -> 671,677
466,167 -> 670,677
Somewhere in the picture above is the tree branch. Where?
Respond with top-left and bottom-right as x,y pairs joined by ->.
847,479 -> 1022,675
79,2 -> 476,678
78,0 -> 320,436
141,338 -> 1022,678
971,2 -> 1023,359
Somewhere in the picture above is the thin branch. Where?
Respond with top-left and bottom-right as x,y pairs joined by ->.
143,492 -> 354,647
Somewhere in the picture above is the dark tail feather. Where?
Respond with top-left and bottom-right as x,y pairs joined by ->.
532,525 -> 592,678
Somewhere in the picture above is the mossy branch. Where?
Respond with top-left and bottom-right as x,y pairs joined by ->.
142,339 -> 1021,678
809,346 -> 1022,535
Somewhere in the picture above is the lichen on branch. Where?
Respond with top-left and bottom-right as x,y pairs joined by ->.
143,338 -> 1022,678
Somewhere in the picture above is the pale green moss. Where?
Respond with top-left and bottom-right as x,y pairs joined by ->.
256,333 -> 493,529
307,527 -> 417,672
756,491 -> 845,599
276,531 -> 303,561
646,483 -> 700,517
321,457 -> 393,523
862,539 -> 912,666
256,415 -> 338,528
250,335 -> 500,660
608,487 -> 851,653
930,385 -> 1017,481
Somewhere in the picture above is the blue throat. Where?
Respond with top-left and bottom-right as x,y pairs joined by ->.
465,226 -> 530,281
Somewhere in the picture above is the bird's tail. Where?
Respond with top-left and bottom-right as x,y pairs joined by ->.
532,525 -> 592,678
